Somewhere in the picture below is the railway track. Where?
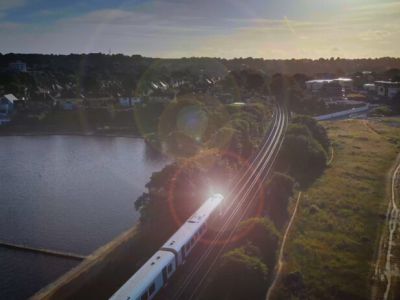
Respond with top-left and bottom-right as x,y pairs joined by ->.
158,104 -> 288,300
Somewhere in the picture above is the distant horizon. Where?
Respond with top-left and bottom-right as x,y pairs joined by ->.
2,52 -> 400,61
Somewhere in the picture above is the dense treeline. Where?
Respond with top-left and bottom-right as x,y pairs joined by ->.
127,98 -> 274,256
127,100 -> 329,300
277,115 -> 329,187
2,53 -> 400,76
2,53 -> 400,100
199,114 -> 329,300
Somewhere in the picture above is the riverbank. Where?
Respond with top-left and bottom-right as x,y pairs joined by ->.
0,128 -> 142,138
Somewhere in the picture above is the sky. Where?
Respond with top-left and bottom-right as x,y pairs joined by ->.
0,0 -> 399,59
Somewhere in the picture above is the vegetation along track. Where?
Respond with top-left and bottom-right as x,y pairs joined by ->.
167,104 -> 288,300
265,192 -> 302,300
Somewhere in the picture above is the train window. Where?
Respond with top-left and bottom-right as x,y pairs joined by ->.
149,283 -> 156,296
168,263 -> 173,273
140,292 -> 148,300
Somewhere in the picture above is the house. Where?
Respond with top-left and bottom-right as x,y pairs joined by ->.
375,81 -> 400,99
118,97 -> 142,107
8,61 -> 27,73
363,83 -> 376,93
0,94 -> 18,115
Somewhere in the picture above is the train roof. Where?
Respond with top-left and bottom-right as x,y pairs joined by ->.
161,194 -> 223,252
109,250 -> 175,300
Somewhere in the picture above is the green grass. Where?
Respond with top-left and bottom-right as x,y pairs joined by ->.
273,119 -> 400,300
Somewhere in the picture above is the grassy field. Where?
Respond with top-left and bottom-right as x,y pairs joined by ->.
271,118 -> 400,300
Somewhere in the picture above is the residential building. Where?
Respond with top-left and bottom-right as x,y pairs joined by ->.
363,83 -> 376,93
375,81 -> 400,99
8,61 -> 27,73
118,97 -> 142,107
0,94 -> 18,115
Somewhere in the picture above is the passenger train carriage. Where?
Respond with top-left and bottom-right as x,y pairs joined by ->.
110,193 -> 224,300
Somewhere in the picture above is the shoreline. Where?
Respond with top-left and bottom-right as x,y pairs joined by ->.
31,225 -> 140,300
0,131 -> 143,139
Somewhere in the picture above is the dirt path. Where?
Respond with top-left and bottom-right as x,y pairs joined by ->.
363,120 -> 382,138
372,156 -> 400,300
327,145 -> 334,166
383,162 -> 400,300
265,192 -> 302,300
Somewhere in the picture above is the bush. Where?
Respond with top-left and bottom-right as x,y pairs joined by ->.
368,105 -> 395,117
264,173 -> 296,228
237,217 -> 280,268
204,246 -> 268,300
278,124 -> 327,187
292,115 -> 330,151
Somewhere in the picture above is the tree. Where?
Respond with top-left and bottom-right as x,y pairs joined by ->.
291,115 -> 330,151
270,73 -> 294,100
278,125 -> 327,187
264,173 -> 296,228
205,246 -> 268,300
238,217 -> 280,268
245,71 -> 265,91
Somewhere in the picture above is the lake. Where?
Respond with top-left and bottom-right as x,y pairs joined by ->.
0,136 -> 170,300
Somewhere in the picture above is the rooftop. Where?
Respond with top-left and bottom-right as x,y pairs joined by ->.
1,94 -> 18,103
375,81 -> 400,85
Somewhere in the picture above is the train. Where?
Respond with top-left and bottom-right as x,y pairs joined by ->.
109,193 -> 224,300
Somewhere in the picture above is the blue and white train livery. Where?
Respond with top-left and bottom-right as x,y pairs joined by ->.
110,193 -> 224,300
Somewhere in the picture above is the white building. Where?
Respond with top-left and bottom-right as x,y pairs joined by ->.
306,78 -> 353,93
363,83 -> 376,93
8,61 -> 27,73
375,81 -> 400,99
0,94 -> 18,115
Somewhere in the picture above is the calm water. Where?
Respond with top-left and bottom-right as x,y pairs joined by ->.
0,136 -> 169,300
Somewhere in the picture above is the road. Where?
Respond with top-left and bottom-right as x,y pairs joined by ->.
157,104 -> 288,300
